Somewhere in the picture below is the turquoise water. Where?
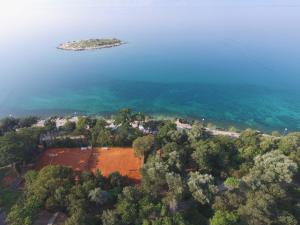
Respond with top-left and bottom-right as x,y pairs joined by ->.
0,0 -> 300,132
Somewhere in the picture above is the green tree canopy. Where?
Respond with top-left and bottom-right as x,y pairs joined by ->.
0,117 -> 19,135
141,160 -> 169,198
0,128 -> 43,167
88,187 -> 109,205
102,210 -> 121,225
210,210 -> 239,225
192,137 -> 238,177
133,135 -> 155,159
243,150 -> 297,189
235,129 -> 262,161
114,125 -> 142,147
188,121 -> 210,143
114,108 -> 136,126
187,172 -> 217,205
62,121 -> 76,133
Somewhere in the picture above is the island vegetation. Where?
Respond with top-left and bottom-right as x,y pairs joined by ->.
0,109 -> 299,225
57,38 -> 124,51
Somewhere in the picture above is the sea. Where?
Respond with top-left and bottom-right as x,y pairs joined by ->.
0,0 -> 300,132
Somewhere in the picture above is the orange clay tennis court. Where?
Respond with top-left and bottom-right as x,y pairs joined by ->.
35,147 -> 142,182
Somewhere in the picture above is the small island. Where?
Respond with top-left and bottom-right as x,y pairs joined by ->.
57,38 -> 124,51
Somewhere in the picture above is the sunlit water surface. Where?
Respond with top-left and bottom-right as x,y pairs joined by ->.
0,0 -> 300,131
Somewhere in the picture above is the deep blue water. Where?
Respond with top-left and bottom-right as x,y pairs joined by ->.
0,0 -> 300,132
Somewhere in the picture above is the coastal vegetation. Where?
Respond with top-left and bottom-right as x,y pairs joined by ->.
57,38 -> 124,51
0,109 -> 299,225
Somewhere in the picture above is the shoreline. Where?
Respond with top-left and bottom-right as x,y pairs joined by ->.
1,111 -> 293,135
30,113 -> 287,137
34,116 -> 243,138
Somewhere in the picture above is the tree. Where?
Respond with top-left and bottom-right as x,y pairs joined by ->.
6,197 -> 40,225
187,172 -> 217,205
188,121 -> 209,143
44,118 -> 57,131
160,142 -> 180,158
159,143 -> 186,172
18,116 -> 38,128
102,210 -> 120,225
214,151 -> 299,225
64,209 -> 87,225
7,165 -> 74,225
0,131 -> 24,167
210,210 -> 239,225
94,169 -> 105,186
96,129 -> 113,147
54,186 -> 68,209
192,138 -> 238,177
141,160 -> 169,198
238,187 -> 287,225
144,213 -> 186,225
278,133 -> 300,155
259,136 -> 278,153
0,128 -> 42,168
114,125 -> 142,147
0,117 -> 19,135
88,187 -> 109,205
192,140 -> 219,174
243,150 -> 297,190
236,151 -> 298,225
75,116 -> 89,134
278,133 -> 300,166
213,191 -> 245,212
278,212 -> 298,225
235,129 -> 262,161
116,186 -> 141,225
62,121 -> 76,133
143,120 -> 165,133
133,135 -> 154,159
165,150 -> 184,173
108,172 -> 124,188
156,121 -> 180,145
89,119 -> 113,147
165,172 -> 184,213
66,184 -> 90,218
114,108 -> 136,126
135,112 -> 146,127
224,177 -> 240,190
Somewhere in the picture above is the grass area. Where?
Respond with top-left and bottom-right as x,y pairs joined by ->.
0,187 -> 22,211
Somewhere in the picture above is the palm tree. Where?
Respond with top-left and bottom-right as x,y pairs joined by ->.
114,108 -> 135,126
88,187 -> 109,205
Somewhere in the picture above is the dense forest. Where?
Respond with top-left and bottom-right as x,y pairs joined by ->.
0,109 -> 299,225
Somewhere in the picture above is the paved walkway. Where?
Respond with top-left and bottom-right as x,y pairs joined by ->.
206,128 -> 240,138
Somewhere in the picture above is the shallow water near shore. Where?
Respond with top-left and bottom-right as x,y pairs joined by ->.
0,0 -> 300,132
